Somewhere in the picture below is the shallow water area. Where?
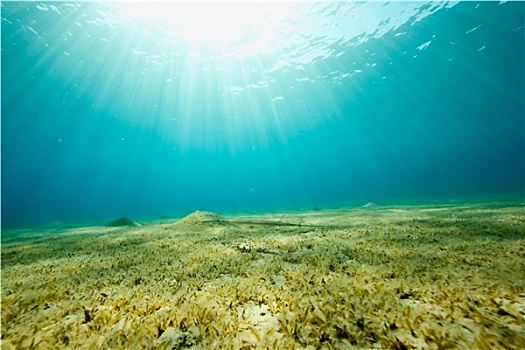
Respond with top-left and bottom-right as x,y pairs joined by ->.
2,201 -> 524,349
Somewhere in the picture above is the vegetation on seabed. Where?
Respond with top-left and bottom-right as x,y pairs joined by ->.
1,202 -> 524,349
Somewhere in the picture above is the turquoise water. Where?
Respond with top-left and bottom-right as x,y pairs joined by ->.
2,1 -> 524,229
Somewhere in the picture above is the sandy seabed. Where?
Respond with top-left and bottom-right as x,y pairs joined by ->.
1,201 -> 524,349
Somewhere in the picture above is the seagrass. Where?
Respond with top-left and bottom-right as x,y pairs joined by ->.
2,202 -> 524,349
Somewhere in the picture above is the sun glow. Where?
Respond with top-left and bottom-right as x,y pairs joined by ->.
115,2 -> 293,49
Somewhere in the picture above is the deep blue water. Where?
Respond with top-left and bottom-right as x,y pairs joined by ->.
2,1 -> 524,229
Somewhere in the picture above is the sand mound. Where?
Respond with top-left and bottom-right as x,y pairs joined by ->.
105,217 -> 140,227
176,211 -> 227,226
362,202 -> 379,209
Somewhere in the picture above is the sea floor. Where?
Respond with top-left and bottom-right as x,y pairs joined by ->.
1,201 -> 524,349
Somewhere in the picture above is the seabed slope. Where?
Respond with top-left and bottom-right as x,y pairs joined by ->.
1,202 -> 524,349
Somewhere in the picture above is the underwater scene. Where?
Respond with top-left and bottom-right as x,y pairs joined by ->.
1,1 -> 524,349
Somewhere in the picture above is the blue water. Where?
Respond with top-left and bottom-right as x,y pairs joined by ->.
2,1 -> 524,229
